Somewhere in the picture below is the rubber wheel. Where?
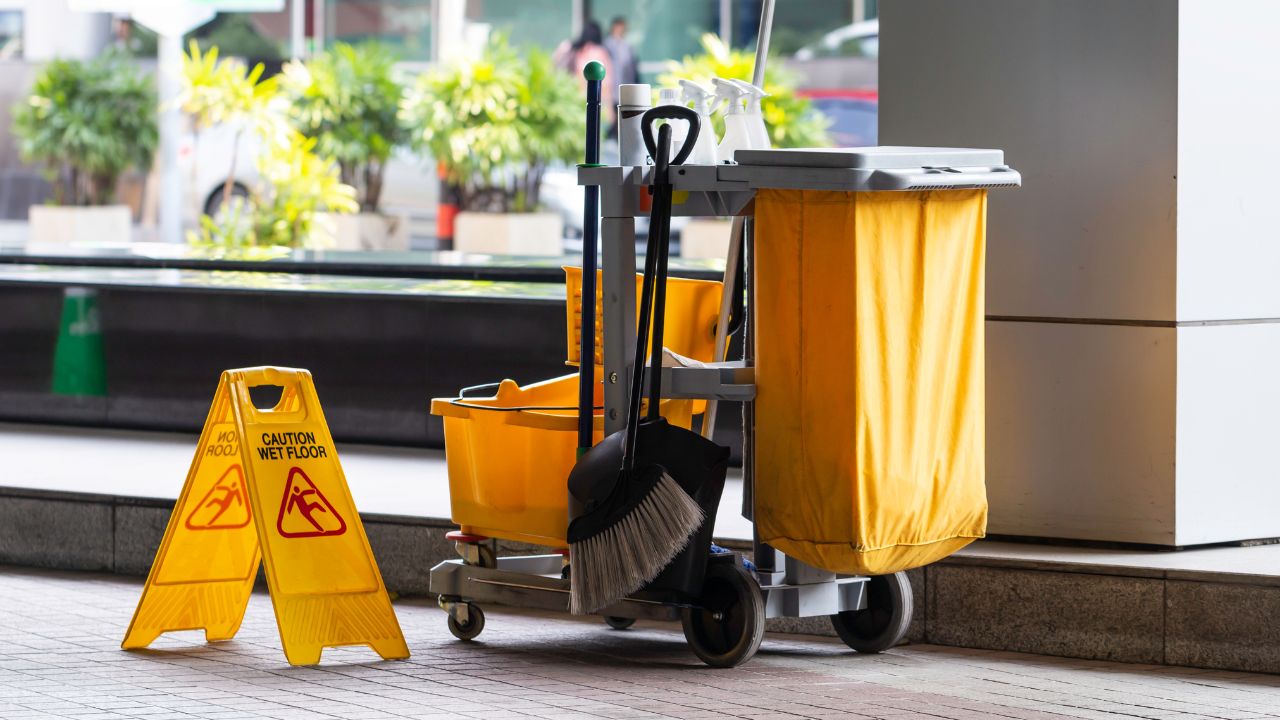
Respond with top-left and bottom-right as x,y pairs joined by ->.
830,572 -> 913,653
447,603 -> 485,641
604,616 -> 636,630
681,562 -> 765,668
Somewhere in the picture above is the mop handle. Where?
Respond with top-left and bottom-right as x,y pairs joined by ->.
577,61 -> 605,453
640,106 -> 701,421
622,125 -> 670,472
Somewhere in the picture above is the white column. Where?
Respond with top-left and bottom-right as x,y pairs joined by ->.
290,0 -> 305,59
157,31 -> 183,243
881,0 -> 1280,547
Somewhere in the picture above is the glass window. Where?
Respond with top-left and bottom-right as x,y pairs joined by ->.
588,0 -> 719,76
464,0 -> 572,51
0,10 -> 22,60
328,0 -> 434,61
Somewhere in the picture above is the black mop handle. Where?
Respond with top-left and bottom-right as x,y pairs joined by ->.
578,62 -> 605,453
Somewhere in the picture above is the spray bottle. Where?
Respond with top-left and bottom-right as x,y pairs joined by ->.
677,79 -> 719,165
711,77 -> 752,162
655,86 -> 690,162
731,79 -> 771,150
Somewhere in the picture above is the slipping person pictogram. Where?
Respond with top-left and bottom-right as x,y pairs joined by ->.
185,465 -> 251,530
276,467 -> 346,538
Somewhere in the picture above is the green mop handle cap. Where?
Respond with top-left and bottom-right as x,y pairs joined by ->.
583,61 -> 606,82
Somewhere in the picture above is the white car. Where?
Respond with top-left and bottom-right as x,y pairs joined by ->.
793,19 -> 879,61
178,119 -> 438,228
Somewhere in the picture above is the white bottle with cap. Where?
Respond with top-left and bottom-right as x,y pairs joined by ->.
731,79 -> 772,150
655,86 -> 690,162
711,77 -> 752,162
677,79 -> 719,165
617,84 -> 651,166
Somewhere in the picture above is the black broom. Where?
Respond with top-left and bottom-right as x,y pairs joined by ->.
567,106 -> 720,614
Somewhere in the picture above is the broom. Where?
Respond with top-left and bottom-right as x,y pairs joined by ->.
568,108 -> 708,614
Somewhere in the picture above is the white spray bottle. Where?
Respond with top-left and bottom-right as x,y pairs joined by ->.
711,77 -> 752,162
677,79 -> 719,165
656,86 -> 689,162
732,79 -> 772,150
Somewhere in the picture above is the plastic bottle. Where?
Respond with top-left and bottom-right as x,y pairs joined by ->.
731,79 -> 772,151
617,84 -> 651,166
677,79 -> 719,165
655,86 -> 690,162
711,77 -> 752,162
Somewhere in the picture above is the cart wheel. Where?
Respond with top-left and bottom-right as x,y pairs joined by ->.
681,561 -> 764,668
447,603 -> 485,641
604,616 -> 636,630
830,572 -> 913,654
475,544 -> 497,569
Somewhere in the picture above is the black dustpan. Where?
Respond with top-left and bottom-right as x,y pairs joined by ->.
566,107 -> 729,613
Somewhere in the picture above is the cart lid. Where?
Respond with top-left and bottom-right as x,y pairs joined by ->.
733,146 -> 1005,169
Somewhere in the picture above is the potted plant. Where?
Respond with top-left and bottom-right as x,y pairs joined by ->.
660,34 -> 831,258
13,54 -> 158,245
181,44 -> 357,255
401,37 -> 582,255
283,43 -> 411,251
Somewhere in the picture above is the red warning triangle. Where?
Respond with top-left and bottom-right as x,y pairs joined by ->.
276,467 -> 346,538
185,465 -> 251,530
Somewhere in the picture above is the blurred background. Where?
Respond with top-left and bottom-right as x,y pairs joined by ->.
0,0 -> 879,252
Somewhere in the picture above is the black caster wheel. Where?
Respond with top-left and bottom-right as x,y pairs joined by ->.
604,616 -> 636,630
830,571 -> 913,654
681,561 -> 764,668
447,603 -> 485,641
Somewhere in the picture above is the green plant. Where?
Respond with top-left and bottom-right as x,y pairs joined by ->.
13,54 -> 158,206
401,37 -> 583,212
180,42 -> 284,208
659,34 -> 830,149
180,43 -> 356,252
282,43 -> 406,212
188,130 -> 358,252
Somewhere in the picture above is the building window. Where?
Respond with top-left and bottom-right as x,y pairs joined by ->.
0,10 -> 22,60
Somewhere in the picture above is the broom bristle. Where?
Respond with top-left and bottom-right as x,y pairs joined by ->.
569,472 -> 704,615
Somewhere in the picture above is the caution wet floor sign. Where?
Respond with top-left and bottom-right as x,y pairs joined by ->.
122,367 -> 409,665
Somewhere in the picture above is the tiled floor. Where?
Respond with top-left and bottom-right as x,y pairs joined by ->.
1,567 -> 1278,720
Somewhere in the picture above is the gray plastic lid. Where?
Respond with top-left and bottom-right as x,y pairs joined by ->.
733,146 -> 1005,169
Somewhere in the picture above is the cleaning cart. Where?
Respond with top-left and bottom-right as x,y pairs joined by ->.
428,145 -> 1021,666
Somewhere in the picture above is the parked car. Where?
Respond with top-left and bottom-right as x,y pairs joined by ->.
178,119 -> 437,230
800,89 -> 878,147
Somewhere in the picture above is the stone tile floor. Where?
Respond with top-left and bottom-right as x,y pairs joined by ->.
1,566 -> 1278,720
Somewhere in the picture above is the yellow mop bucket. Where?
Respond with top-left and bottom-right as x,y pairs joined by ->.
430,269 -> 722,548
431,375 -> 693,547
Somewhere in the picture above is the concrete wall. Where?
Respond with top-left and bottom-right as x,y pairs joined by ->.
881,0 -> 1280,546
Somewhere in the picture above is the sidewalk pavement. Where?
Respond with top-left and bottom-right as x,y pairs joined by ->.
1,567 -> 1278,720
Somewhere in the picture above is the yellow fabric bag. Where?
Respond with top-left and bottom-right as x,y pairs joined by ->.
754,188 -> 988,575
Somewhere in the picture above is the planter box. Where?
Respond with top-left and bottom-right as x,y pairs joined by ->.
28,205 -> 131,246
679,218 -> 734,259
454,211 -> 564,256
316,212 -> 410,251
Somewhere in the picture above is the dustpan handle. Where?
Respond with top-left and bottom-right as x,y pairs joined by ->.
619,122 -> 670,471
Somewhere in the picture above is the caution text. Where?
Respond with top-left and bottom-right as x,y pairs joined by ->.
257,431 -> 328,461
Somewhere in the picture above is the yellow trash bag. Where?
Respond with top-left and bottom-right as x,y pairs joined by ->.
754,188 -> 988,576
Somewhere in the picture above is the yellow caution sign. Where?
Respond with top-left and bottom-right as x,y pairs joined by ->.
122,367 -> 409,665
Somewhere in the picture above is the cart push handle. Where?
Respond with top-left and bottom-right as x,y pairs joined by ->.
641,105 -> 702,170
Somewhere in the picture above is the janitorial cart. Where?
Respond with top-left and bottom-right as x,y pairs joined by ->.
428,7 -> 1021,668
